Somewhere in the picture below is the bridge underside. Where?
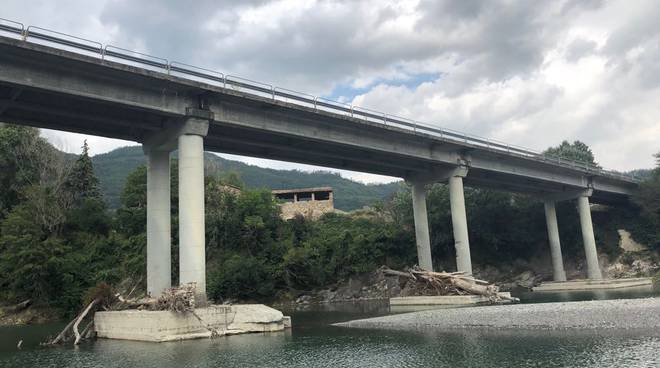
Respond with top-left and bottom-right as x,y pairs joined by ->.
0,85 -> 630,205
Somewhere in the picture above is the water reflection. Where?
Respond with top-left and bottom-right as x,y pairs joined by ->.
1,291 -> 659,368
514,285 -> 659,304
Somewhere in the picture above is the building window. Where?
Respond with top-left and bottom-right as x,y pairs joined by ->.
314,191 -> 330,201
276,193 -> 295,203
297,192 -> 312,202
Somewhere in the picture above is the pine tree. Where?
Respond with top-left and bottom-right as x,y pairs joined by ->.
65,140 -> 101,203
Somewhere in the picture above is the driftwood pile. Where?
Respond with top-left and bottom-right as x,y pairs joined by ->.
45,282 -> 203,346
382,266 -> 518,303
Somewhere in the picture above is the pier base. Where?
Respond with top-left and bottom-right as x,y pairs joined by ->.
390,293 -> 513,306
532,277 -> 653,292
94,304 -> 287,342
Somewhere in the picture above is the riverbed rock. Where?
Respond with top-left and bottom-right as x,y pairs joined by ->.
296,295 -> 313,304
514,270 -> 541,289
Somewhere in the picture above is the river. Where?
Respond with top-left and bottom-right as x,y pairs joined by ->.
1,288 -> 659,367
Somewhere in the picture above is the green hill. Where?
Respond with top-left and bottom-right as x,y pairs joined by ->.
92,146 -> 403,211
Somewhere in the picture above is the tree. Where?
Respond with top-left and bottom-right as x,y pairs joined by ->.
63,141 -> 110,235
64,140 -> 101,202
631,152 -> 660,249
634,152 -> 660,215
0,125 -> 67,220
543,140 -> 599,167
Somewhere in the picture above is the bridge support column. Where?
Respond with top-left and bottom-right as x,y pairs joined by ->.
178,128 -> 207,302
145,149 -> 171,297
411,182 -> 433,271
143,114 -> 210,304
449,175 -> 472,275
577,195 -> 602,280
543,201 -> 566,282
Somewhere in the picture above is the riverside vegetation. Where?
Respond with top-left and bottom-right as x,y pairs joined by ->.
0,124 -> 659,322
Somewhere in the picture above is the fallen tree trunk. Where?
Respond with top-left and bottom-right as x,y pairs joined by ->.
74,298 -> 99,345
48,317 -> 77,345
381,268 -> 417,280
47,298 -> 99,346
115,295 -> 158,309
78,320 -> 95,343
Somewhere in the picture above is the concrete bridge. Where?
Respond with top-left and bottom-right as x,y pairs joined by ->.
0,21 -> 639,298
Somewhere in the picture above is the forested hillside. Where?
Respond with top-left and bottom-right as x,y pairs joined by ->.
92,146 -> 402,211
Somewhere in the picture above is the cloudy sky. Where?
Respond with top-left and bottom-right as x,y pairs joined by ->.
3,0 -> 659,183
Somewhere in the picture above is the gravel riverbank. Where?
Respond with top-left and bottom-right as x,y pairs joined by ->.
335,297 -> 660,330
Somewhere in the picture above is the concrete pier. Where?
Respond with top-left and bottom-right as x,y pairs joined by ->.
448,175 -> 472,275
146,149 -> 172,297
95,304 -> 286,342
543,201 -> 567,282
577,195 -> 603,280
532,277 -> 653,292
178,132 -> 207,300
411,182 -> 433,271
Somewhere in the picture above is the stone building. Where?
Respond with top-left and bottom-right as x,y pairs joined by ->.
219,184 -> 242,196
272,187 -> 334,220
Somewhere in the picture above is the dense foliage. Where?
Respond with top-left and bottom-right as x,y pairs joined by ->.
0,124 -> 657,315
543,140 -> 599,167
93,146 -> 401,211
632,153 -> 660,249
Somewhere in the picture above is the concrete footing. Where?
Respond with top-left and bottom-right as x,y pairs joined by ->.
532,277 -> 653,292
390,293 -> 513,306
94,304 -> 286,342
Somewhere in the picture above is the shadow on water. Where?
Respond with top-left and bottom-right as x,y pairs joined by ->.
1,292 -> 659,367
512,285 -> 660,304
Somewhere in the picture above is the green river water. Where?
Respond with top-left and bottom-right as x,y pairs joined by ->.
1,289 -> 659,367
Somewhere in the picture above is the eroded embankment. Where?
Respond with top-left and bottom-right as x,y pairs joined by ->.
335,297 -> 660,330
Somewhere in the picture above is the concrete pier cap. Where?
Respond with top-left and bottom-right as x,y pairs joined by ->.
142,109 -> 212,303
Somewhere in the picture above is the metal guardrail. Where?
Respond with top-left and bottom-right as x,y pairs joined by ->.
0,17 -> 639,183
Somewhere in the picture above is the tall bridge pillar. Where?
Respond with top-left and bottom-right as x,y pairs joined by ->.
577,195 -> 603,280
411,182 -> 433,271
448,173 -> 472,275
543,200 -> 567,281
178,120 -> 209,303
145,148 -> 172,297
143,112 -> 211,302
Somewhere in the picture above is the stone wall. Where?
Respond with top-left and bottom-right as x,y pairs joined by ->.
280,199 -> 334,220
